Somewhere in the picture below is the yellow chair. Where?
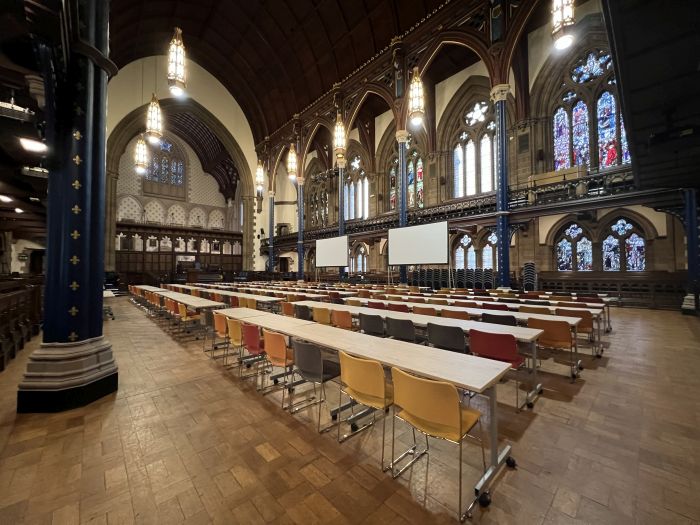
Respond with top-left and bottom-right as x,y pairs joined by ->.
210,312 -> 228,358
262,329 -> 295,408
225,318 -> 243,368
528,318 -> 580,379
177,303 -> 200,336
346,298 -> 362,307
331,309 -> 354,331
337,351 -> 393,471
247,298 -> 258,310
390,367 -> 485,522
519,305 -> 551,315
441,309 -> 471,321
313,307 -> 332,325
281,301 -> 295,317
556,308 -> 597,355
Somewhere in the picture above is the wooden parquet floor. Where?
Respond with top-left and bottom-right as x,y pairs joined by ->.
0,298 -> 699,524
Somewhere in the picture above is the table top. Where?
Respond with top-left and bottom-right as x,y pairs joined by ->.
218,309 -> 316,330
157,290 -> 225,309
216,307 -> 273,319
103,290 -> 116,298
133,285 -> 166,292
206,289 -> 281,303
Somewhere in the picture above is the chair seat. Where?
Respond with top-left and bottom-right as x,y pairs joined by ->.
345,381 -> 393,410
268,348 -> 294,367
397,406 -> 480,442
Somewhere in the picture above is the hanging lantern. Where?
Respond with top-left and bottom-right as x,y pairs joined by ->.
134,135 -> 149,175
333,111 -> 346,160
287,143 -> 297,181
552,0 -> 575,50
145,93 -> 162,145
407,67 -> 425,127
167,27 -> 186,96
255,160 -> 265,192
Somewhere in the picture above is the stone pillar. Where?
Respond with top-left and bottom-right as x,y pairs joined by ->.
491,84 -> 511,287
104,170 -> 118,272
268,191 -> 275,272
18,0 -> 118,413
242,195 -> 255,269
396,129 -> 409,284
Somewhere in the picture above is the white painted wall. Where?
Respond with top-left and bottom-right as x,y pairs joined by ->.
596,205 -> 668,237
374,110 -> 395,154
435,61 -> 489,128
11,239 -> 44,273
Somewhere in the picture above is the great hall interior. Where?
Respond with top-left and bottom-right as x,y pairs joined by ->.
0,0 -> 699,523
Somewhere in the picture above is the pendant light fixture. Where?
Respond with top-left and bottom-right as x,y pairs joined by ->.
333,111 -> 346,162
407,67 -> 425,127
552,0 -> 575,50
134,135 -> 149,174
168,27 -> 186,97
255,160 -> 265,192
145,93 -> 162,144
286,143 -> 297,181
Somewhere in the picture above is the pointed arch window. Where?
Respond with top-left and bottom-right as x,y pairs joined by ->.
389,160 -> 397,211
353,245 -> 368,273
597,91 -> 618,168
453,234 -> 475,270
555,223 -> 592,271
452,101 -> 495,198
482,232 -> 498,270
604,218 -> 645,271
346,154 -> 368,220
553,107 -> 570,171
572,100 -> 589,166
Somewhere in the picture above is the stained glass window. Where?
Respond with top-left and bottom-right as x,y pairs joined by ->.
348,182 -> 355,220
453,145 -> 464,198
602,235 -> 620,271
466,140 -> 476,195
626,233 -> 645,271
572,101 -> 589,167
565,223 -> 582,240
620,116 -> 631,165
389,164 -> 397,210
562,91 -> 577,103
407,159 -> 415,208
416,158 -> 424,208
466,102 -> 488,126
611,218 -> 633,236
557,238 -> 573,271
480,135 -> 493,192
553,107 -> 570,171
577,237 -> 593,271
467,246 -> 476,269
455,246 -> 464,269
144,139 -> 184,186
571,51 -> 612,84
483,232 -> 498,270
343,183 -> 349,218
362,177 -> 369,219
597,91 -> 618,168
356,180 -> 363,219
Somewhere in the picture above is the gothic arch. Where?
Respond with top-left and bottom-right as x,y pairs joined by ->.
597,209 -> 658,241
345,85 -> 397,135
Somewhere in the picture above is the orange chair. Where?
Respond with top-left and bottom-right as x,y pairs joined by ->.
556,307 -> 597,355
428,298 -> 449,305
262,329 -> 295,408
528,318 -> 580,379
454,300 -> 479,308
241,323 -> 266,384
413,306 -> 437,317
281,301 -> 295,317
210,312 -> 228,358
441,309 -> 471,321
519,305 -> 551,315
331,310 -> 354,330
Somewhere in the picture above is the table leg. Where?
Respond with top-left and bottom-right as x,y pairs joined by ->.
474,386 -> 512,497
525,341 -> 541,408
606,304 -> 612,332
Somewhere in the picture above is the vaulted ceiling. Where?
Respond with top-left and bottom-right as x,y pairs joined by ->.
109,0 -> 446,143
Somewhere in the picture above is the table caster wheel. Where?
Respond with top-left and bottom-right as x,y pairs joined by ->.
571,371 -> 578,379
538,388 -> 544,395
351,423 -> 358,432
506,456 -> 517,469
331,414 -> 337,421
478,492 -> 491,508
273,379 -> 279,385
287,387 -> 294,393
527,401 -> 534,409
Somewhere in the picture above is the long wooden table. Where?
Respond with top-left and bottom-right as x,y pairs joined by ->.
222,307 -> 512,502
157,290 -> 225,310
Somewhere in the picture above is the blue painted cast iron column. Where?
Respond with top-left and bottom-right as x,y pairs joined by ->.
684,189 -> 699,310
337,159 -> 346,279
297,180 -> 304,280
396,130 -> 409,284
268,191 -> 275,272
491,84 -> 511,287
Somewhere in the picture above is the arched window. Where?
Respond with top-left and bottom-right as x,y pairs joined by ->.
306,172 -> 329,228
603,218 -> 645,271
406,152 -> 425,209
552,49 -> 631,171
453,234 -> 475,270
347,181 -> 355,220
555,223 -> 592,271
145,138 -> 184,185
482,232 -> 498,270
452,102 -> 495,198
346,154 -> 369,220
353,245 -> 368,273
389,160 -> 397,210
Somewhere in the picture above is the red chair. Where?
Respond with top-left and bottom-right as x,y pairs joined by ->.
454,300 -> 479,308
387,303 -> 409,313
482,302 -> 510,311
577,296 -> 603,303
229,295 -> 239,307
468,329 -> 527,410
367,301 -> 387,310
241,323 -> 266,386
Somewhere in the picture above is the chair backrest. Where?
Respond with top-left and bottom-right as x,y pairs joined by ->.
247,299 -> 257,310
213,312 -> 227,337
229,296 -> 239,307
454,300 -> 479,308
550,295 -> 570,302
428,298 -> 448,305
387,303 -> 409,313
524,299 -> 549,305
331,309 -> 353,330
391,367 -> 461,440
281,301 -> 295,316
578,296 -> 603,303
313,307 -> 332,325
556,308 -> 593,331
406,296 -> 426,303
481,312 -> 517,326
427,323 -> 466,353
478,296 -> 495,302
519,305 -> 551,315
441,309 -> 470,321
346,299 -> 362,307
413,306 -> 437,316
294,304 -> 312,321
359,313 -> 384,337
557,301 -> 581,308
386,317 -> 416,343
263,329 -> 288,365
242,323 -> 264,355
292,339 -> 324,382
528,318 -> 572,349
178,303 -> 188,318
358,290 -> 371,298
468,329 -> 519,365
192,289 -> 201,297
226,318 -> 243,346
482,302 -> 510,311
338,351 -> 388,408
367,301 -> 386,310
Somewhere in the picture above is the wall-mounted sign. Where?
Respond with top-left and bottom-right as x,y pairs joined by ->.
17,253 -> 28,261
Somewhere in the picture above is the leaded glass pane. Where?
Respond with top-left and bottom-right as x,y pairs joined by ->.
348,182 -> 355,220
453,145 -> 464,198
577,237 -> 593,271
553,107 -> 570,171
603,235 -> 620,271
160,157 -> 169,183
565,223 -> 582,240
362,177 -> 369,219
467,246 -> 476,269
389,166 -> 396,210
343,183 -> 349,218
597,91 -> 618,168
416,157 -> 424,208
455,247 -> 464,269
557,238 -> 573,271
611,218 -> 633,236
620,115 -> 631,165
571,51 -> 612,84
572,101 -> 589,166
466,140 -> 476,195
460,234 -> 471,246
487,232 -> 498,245
626,233 -> 645,271
356,180 -> 363,219
480,135 -> 493,192
407,160 -> 415,208
482,245 -> 494,269
466,101 -> 488,126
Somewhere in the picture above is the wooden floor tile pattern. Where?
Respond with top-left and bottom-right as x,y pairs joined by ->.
0,298 -> 698,524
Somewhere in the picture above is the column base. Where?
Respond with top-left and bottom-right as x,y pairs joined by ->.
17,335 -> 118,413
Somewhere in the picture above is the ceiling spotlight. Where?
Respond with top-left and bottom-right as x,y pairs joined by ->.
19,137 -> 48,153
15,208 -> 24,214
29,197 -> 40,202
0,195 -> 12,203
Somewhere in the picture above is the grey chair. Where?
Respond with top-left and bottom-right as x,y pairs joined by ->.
427,323 -> 466,353
201,308 -> 215,352
481,313 -> 518,326
291,339 -> 341,432
294,304 -> 313,321
386,317 -> 419,343
359,313 -> 385,337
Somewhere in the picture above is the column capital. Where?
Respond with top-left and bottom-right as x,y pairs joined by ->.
337,157 -> 347,169
490,84 -> 510,103
268,190 -> 275,198
395,129 -> 410,143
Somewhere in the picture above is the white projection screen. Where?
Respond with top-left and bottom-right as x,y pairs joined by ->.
388,222 -> 448,265
315,236 -> 349,267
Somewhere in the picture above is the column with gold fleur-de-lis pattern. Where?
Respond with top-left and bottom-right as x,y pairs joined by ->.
18,0 -> 118,413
